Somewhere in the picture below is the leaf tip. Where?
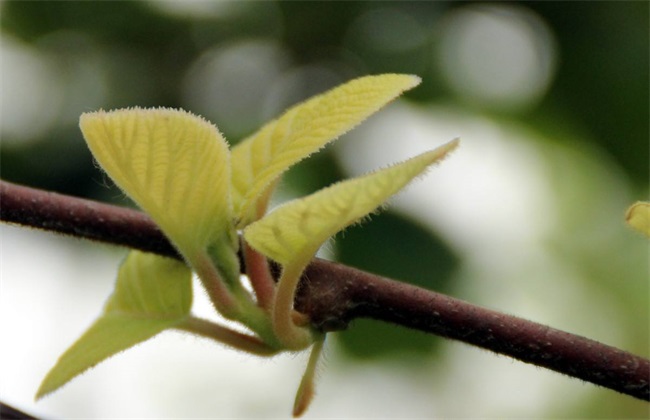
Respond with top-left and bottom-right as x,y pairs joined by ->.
418,137 -> 460,169
442,137 -> 460,153
34,386 -> 48,401
34,370 -> 64,402
404,73 -> 422,89
375,73 -> 421,94
292,382 -> 314,418
292,338 -> 325,417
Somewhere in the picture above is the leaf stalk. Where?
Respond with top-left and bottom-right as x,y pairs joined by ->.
177,316 -> 279,356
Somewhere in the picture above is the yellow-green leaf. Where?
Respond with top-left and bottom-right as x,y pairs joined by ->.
231,74 -> 421,227
36,251 -> 192,399
626,201 -> 650,237
80,108 -> 233,259
244,139 -> 459,266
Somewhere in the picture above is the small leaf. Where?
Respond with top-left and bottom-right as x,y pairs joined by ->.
36,251 -> 192,399
80,108 -> 233,259
244,139 -> 459,266
293,336 -> 326,417
626,201 -> 650,237
231,74 -> 421,226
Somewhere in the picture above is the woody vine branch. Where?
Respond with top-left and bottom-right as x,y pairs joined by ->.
2,179 -> 648,401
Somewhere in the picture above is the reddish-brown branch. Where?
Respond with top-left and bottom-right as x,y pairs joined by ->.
0,180 -> 179,258
1,179 -> 649,402
0,402 -> 36,419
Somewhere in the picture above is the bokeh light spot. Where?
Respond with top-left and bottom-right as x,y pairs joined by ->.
437,4 -> 557,111
181,39 -> 291,141
1,36 -> 63,144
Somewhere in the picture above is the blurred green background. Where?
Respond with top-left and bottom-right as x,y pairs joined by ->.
1,1 -> 648,418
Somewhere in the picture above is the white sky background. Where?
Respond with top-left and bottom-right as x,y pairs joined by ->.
1,2 -> 647,418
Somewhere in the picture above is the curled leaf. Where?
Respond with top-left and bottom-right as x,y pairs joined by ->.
625,201 -> 650,237
36,251 -> 192,399
244,139 -> 459,266
231,74 -> 422,226
80,108 -> 233,260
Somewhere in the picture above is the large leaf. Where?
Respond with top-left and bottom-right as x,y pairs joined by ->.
36,251 -> 192,399
80,108 -> 233,259
244,139 -> 459,266
231,74 -> 421,227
